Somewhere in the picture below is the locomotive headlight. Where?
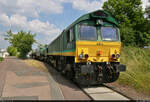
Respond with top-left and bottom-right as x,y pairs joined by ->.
116,54 -> 120,59
85,54 -> 89,59
112,54 -> 115,58
79,54 -> 83,59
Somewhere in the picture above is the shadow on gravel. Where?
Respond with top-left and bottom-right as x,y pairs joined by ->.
43,62 -> 106,90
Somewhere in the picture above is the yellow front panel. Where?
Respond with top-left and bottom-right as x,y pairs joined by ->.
75,41 -> 121,63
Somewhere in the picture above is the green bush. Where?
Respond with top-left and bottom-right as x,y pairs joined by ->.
120,25 -> 136,46
0,57 -> 3,62
118,47 -> 150,95
7,46 -> 18,56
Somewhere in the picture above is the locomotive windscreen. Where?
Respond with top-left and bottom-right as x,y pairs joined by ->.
101,27 -> 119,41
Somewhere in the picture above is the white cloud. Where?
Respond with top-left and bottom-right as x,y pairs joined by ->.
61,0 -> 107,12
72,0 -> 102,12
142,0 -> 150,10
0,13 -> 61,47
0,13 -> 10,27
0,13 -> 61,35
61,0 -> 149,12
0,31 -> 10,49
0,0 -> 63,17
0,0 -> 148,18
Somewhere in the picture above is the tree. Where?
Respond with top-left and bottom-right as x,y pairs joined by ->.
5,30 -> 36,58
7,46 -> 18,56
120,24 -> 136,46
103,0 -> 144,27
103,0 -> 150,47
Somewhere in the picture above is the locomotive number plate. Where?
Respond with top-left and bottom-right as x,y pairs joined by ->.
97,42 -> 103,46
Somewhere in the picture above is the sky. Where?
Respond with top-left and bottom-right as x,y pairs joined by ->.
0,0 -> 149,49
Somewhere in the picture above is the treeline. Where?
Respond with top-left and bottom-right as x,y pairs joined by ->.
103,0 -> 150,47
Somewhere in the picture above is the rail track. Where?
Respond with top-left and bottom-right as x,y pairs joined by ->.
79,84 -> 132,100
48,61 -> 132,100
63,74 -> 132,100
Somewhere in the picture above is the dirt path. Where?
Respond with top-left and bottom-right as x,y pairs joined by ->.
0,57 -> 90,100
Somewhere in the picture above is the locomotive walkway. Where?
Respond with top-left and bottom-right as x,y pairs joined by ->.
0,57 -> 90,100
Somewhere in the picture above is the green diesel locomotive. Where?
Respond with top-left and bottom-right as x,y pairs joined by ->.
32,10 -> 126,85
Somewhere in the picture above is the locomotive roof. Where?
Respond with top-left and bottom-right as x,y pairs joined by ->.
48,10 -> 119,46
65,9 -> 119,31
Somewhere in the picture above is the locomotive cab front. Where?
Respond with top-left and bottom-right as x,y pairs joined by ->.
74,11 -> 126,85
45,10 -> 126,86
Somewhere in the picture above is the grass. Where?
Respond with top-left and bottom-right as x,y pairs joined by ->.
0,57 -> 3,62
24,59 -> 48,72
118,46 -> 150,95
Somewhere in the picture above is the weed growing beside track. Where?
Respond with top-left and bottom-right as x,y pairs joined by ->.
24,59 -> 48,72
118,46 -> 150,95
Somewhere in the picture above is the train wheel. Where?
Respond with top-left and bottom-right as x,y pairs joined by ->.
56,60 -> 63,72
111,72 -> 120,82
46,58 -> 52,66
104,65 -> 120,83
63,64 -> 74,80
66,70 -> 74,80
